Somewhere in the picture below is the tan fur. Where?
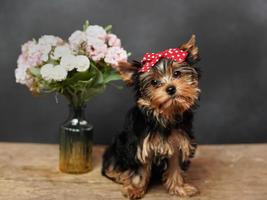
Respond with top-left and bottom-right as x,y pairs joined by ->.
137,79 -> 200,125
122,163 -> 151,199
173,76 -> 200,113
180,34 -> 199,60
163,149 -> 199,197
168,129 -> 195,162
136,133 -> 174,164
148,68 -> 200,114
162,130 -> 199,197
104,156 -> 152,199
104,129 -> 197,199
135,130 -> 198,197
116,61 -> 136,85
136,130 -> 194,165
137,98 -> 178,125
105,129 -> 198,198
104,165 -> 134,184
106,36 -> 200,198
137,59 -> 200,126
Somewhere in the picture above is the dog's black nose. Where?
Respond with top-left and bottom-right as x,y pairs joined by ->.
166,85 -> 176,95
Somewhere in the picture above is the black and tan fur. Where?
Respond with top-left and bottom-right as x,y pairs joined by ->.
102,35 -> 201,199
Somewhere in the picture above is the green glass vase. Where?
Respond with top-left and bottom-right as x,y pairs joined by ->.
59,104 -> 93,174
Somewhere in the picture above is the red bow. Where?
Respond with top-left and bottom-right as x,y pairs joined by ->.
139,48 -> 188,73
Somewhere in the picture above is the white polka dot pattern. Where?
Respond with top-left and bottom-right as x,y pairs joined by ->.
138,48 -> 188,73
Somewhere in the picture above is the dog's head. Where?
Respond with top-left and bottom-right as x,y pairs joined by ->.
117,35 -> 201,124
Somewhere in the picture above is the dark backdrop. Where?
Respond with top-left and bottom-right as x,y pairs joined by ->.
0,0 -> 266,144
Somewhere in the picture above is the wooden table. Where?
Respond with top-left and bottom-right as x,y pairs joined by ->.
0,143 -> 266,200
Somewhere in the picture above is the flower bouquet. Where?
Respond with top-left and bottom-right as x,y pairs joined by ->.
15,21 -> 129,173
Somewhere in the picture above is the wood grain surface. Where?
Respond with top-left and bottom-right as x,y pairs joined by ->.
0,143 -> 266,200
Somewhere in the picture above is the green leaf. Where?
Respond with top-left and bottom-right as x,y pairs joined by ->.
103,71 -> 121,83
89,62 -> 104,84
64,71 -> 93,85
83,84 -> 106,101
34,58 -> 124,106
29,67 -> 40,77
104,25 -> 112,33
83,20 -> 90,31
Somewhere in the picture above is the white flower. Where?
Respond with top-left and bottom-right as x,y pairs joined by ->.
37,35 -> 63,62
38,35 -> 63,47
52,44 -> 72,59
68,30 -> 87,51
76,55 -> 90,72
85,25 -> 107,40
40,64 -> 54,81
106,33 -> 121,47
40,63 -> 67,81
104,47 -> 127,67
15,66 -> 27,84
16,35 -> 66,88
60,54 -> 90,72
60,55 -> 77,71
52,65 -> 68,81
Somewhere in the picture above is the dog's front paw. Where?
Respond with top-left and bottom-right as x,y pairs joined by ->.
168,183 -> 199,197
122,184 -> 146,199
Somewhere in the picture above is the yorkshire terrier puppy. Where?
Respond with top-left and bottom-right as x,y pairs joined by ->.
102,35 -> 201,199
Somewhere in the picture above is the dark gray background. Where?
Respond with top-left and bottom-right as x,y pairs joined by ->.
0,0 -> 266,144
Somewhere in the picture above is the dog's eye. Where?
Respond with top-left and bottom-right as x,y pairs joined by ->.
173,71 -> 181,78
151,79 -> 160,86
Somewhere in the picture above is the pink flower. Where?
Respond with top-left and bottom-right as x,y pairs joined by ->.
15,35 -> 64,89
21,40 -> 43,67
15,40 -> 41,90
15,54 -> 33,89
106,34 -> 121,47
104,47 -> 127,67
21,40 -> 36,54
86,37 -> 107,61
23,42 -> 49,66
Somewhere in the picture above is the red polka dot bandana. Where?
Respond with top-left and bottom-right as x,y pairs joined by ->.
139,48 -> 188,73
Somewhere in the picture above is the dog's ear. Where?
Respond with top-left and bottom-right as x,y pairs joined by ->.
116,61 -> 140,86
180,34 -> 199,63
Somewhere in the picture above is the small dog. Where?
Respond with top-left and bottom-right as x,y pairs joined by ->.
102,35 -> 201,199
